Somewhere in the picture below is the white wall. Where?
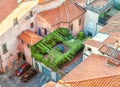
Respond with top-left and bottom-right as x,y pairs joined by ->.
84,10 -> 99,37
83,45 -> 101,61
96,23 -> 104,33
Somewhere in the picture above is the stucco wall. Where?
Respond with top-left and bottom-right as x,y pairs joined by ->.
0,8 -> 37,72
70,14 -> 85,36
83,45 -> 101,61
84,10 -> 99,37
96,23 -> 104,32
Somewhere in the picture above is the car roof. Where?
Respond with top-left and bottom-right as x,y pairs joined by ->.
20,63 -> 30,68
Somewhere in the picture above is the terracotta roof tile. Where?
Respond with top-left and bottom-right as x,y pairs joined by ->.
45,81 -> 56,87
100,23 -> 120,34
108,12 -> 120,23
73,0 -> 88,7
38,0 -> 85,26
18,30 -> 42,45
99,45 -> 120,59
0,0 -> 18,22
61,54 -> 120,86
84,39 -> 103,49
103,32 -> 120,46
68,75 -> 120,87
46,54 -> 120,87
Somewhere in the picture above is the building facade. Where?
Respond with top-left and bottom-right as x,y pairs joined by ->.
37,0 -> 86,36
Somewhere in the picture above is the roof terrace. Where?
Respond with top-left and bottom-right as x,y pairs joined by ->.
86,0 -> 113,13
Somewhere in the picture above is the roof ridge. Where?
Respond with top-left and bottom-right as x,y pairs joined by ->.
64,1 -> 69,22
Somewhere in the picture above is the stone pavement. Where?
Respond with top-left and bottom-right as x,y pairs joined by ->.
0,61 -> 50,87
0,72 -> 49,87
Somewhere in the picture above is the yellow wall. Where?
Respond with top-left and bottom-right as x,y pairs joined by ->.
0,1 -> 38,36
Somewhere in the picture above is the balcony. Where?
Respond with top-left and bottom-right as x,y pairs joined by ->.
86,0 -> 114,13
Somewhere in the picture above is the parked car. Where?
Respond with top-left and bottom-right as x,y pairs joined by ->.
15,62 -> 31,76
21,68 -> 37,82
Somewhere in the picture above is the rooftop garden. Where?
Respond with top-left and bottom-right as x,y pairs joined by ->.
31,28 -> 87,71
98,7 -> 120,25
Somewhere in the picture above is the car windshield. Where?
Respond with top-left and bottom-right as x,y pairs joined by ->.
17,67 -> 23,73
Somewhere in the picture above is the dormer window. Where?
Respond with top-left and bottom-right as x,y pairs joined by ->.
14,18 -> 18,26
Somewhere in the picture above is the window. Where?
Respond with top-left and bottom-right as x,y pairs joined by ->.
79,19 -> 81,25
25,16 -> 29,20
30,22 -> 34,29
2,44 -> 8,54
87,31 -> 92,37
30,11 -> 33,17
70,24 -> 73,31
87,47 -> 92,52
18,52 -> 21,59
14,18 -> 18,26
44,28 -> 47,35
21,40 -> 24,44
27,44 -> 30,48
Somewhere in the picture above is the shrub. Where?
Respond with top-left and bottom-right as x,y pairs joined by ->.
77,31 -> 85,40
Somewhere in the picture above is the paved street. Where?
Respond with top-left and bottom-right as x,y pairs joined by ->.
0,71 -> 49,87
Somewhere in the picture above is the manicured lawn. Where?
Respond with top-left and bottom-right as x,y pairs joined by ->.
31,28 -> 86,71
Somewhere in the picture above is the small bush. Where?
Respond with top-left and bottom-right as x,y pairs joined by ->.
77,31 -> 85,40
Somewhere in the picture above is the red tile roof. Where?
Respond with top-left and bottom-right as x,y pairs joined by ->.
18,30 -> 42,45
100,23 -> 120,34
59,54 -> 120,86
84,38 -> 103,49
108,12 -> 120,23
99,45 -> 120,60
45,81 -> 56,87
67,75 -> 120,87
73,0 -> 88,7
38,0 -> 85,26
0,0 -> 18,22
103,32 -> 120,46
